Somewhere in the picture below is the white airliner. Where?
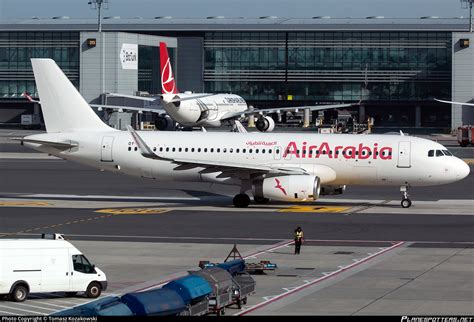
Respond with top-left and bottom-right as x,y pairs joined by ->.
106,42 -> 353,131
20,59 -> 470,208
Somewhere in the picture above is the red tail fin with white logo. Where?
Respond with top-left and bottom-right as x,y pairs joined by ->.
159,42 -> 179,95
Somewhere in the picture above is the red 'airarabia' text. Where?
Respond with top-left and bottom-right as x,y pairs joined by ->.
283,141 -> 393,160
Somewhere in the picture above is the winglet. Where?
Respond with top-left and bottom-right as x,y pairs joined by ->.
126,125 -> 163,160
234,120 -> 248,133
400,130 -> 405,136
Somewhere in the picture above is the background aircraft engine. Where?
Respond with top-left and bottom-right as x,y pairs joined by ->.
154,115 -> 175,131
256,116 -> 275,132
320,185 -> 346,195
253,175 -> 321,202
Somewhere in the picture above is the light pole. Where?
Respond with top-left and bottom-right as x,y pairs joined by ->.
88,0 -> 108,32
461,0 -> 474,32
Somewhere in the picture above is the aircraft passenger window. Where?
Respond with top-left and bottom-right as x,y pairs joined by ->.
198,148 -> 201,152
172,148 -> 176,152
166,147 -> 169,152
134,147 -> 138,151
322,150 -> 326,155
316,150 -> 320,155
153,147 -> 157,152
428,150 -> 434,157
262,149 -> 266,154
204,148 -> 208,153
223,148 -> 227,153
276,149 -> 279,154
236,148 -> 240,153
160,147 -> 163,152
191,148 -> 195,152
217,148 -> 220,153
211,148 -> 214,153
249,149 -> 253,153
243,149 -> 246,153
128,147 -> 131,151
185,148 -> 188,152
436,150 -> 444,157
178,148 -> 182,152
389,152 -> 392,156
256,149 -> 259,153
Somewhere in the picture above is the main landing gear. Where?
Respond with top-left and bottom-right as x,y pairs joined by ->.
233,194 -> 251,208
400,185 -> 412,208
233,194 -> 270,207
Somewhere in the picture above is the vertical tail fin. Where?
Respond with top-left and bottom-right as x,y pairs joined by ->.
31,59 -> 111,133
159,42 -> 179,94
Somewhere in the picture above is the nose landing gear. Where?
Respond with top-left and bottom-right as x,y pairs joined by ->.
400,185 -> 412,208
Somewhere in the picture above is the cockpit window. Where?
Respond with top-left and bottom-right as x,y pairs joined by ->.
443,150 -> 453,156
428,150 -> 434,157
436,150 -> 444,157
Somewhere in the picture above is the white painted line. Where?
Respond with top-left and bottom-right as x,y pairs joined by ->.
13,232 -> 283,242
27,301 -> 69,309
22,194 -> 201,201
235,241 -> 405,316
0,310 -> 20,316
0,304 -> 46,315
9,302 -> 54,312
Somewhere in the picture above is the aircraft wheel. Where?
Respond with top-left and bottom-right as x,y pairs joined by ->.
254,196 -> 270,204
401,198 -> 412,208
233,194 -> 250,208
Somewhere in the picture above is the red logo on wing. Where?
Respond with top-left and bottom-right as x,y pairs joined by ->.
274,178 -> 287,195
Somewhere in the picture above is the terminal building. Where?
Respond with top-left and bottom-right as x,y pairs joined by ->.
0,17 -> 473,131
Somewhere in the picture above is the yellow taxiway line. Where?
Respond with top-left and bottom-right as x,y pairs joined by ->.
0,201 -> 51,206
279,205 -> 350,213
95,208 -> 170,215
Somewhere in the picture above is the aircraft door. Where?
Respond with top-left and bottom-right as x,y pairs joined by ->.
101,136 -> 114,162
273,146 -> 282,160
397,141 -> 411,168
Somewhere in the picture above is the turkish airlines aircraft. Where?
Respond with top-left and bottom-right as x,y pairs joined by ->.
107,42 -> 353,131
21,59 -> 470,208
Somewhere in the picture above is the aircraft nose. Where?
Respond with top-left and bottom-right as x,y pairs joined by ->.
456,159 -> 470,180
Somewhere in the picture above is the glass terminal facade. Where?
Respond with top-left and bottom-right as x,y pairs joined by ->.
0,32 -> 80,98
204,31 -> 451,102
0,29 -> 453,128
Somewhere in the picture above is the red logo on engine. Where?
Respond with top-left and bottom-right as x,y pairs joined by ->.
274,178 -> 287,195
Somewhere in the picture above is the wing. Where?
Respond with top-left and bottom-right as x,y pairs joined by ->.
126,125 -> 307,176
106,92 -> 215,104
221,103 -> 355,120
435,98 -> 474,106
90,104 -> 165,114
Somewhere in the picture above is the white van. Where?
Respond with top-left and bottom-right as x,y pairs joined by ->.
0,234 -> 107,302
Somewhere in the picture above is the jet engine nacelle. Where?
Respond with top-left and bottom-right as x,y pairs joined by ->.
154,115 -> 175,131
256,116 -> 275,132
253,175 -> 321,202
320,185 -> 346,195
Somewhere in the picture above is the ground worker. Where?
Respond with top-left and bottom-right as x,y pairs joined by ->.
294,226 -> 304,255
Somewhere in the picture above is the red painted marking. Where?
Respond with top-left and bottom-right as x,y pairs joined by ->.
274,178 -> 287,196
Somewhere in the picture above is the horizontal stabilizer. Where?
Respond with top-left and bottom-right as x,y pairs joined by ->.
13,137 -> 78,149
